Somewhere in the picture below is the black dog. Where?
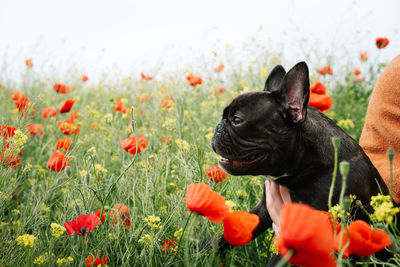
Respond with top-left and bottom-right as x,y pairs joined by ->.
211,62 -> 389,262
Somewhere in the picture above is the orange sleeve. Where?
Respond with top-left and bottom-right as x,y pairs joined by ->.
359,54 -> 400,202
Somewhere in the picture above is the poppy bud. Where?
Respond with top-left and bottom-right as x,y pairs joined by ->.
65,166 -> 72,177
387,149 -> 395,162
86,173 -> 90,185
340,161 -> 350,177
342,197 -> 351,211
331,137 -> 340,151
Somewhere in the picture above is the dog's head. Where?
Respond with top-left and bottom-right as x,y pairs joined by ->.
211,62 -> 310,176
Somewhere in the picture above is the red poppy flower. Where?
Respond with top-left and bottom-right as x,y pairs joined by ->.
376,37 -> 389,49
0,125 -> 17,139
309,81 -> 333,112
59,99 -> 76,114
335,220 -> 392,258
161,136 -> 171,144
25,58 -> 33,68
84,255 -> 108,267
309,93 -> 333,112
93,209 -> 107,223
69,111 -> 79,120
214,87 -> 227,96
222,210 -> 259,246
161,238 -> 177,253
161,97 -> 174,109
15,95 -> 30,115
141,73 -> 153,81
352,76 -> 366,82
275,203 -> 336,267
318,65 -> 333,75
353,69 -> 361,76
64,214 -> 100,236
207,165 -> 228,183
120,135 -> 148,155
57,119 -> 80,135
317,210 -> 341,234
360,52 -> 368,62
12,91 -> 24,102
114,99 -> 129,114
41,107 -> 57,119
26,124 -> 44,137
214,63 -> 224,72
185,183 -> 230,223
81,75 -> 89,82
136,94 -> 151,102
46,151 -> 71,172
55,136 -> 71,151
53,83 -> 70,94
0,152 -> 21,168
186,73 -> 203,86
310,81 -> 327,94
109,203 -> 131,230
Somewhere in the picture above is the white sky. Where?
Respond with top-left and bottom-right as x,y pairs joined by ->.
0,0 -> 399,82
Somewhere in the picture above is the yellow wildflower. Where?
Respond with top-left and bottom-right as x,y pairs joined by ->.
8,130 -> 28,151
16,234 -> 36,248
12,220 -> 21,231
145,215 -> 162,229
51,223 -> 66,238
175,139 -> 191,152
174,228 -> 183,239
138,234 -> 154,246
161,118 -> 176,130
94,164 -> 108,175
11,209 -> 20,215
371,194 -> 400,223
87,146 -> 97,156
0,191 -> 9,200
33,254 -> 46,265
104,113 -> 113,123
337,119 -> 355,130
329,204 -> 345,219
41,203 -> 50,212
108,233 -> 116,240
225,200 -> 237,211
236,189 -> 248,198
56,256 -> 73,265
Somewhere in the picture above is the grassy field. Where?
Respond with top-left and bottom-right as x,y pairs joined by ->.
0,44 -> 398,267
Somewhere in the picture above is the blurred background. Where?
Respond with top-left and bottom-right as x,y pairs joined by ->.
0,0 -> 399,83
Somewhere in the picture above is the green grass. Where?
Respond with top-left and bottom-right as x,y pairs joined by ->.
0,49 -> 398,266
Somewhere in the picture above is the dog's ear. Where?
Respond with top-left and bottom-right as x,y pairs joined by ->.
264,65 -> 286,92
280,62 -> 310,123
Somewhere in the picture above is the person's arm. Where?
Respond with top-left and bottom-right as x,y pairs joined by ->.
265,180 -> 291,235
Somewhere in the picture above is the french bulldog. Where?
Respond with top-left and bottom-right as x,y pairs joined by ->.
211,62 -> 390,263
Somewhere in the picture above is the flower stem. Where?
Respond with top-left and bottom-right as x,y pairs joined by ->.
387,149 -> 395,202
328,138 -> 340,209
171,212 -> 193,263
275,249 -> 294,267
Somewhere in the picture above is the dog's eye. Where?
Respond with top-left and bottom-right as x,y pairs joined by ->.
232,116 -> 243,125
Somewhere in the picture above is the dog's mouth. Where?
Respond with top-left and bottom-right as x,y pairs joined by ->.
219,152 -> 265,167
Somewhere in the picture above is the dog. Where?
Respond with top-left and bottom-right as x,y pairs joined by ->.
211,61 -> 390,263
